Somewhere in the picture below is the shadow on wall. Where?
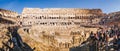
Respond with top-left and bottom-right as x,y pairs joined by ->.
0,26 -> 35,51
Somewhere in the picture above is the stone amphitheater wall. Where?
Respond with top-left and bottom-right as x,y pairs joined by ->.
21,8 -> 104,26
0,9 -> 18,17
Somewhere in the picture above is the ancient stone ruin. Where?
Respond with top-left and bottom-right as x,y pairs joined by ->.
21,8 -> 104,26
0,8 -> 120,51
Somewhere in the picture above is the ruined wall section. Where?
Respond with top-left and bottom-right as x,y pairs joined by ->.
0,9 -> 19,24
21,8 -> 105,26
0,9 -> 18,17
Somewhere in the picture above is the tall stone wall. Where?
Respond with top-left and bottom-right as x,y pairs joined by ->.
22,8 -> 103,15
21,8 -> 105,26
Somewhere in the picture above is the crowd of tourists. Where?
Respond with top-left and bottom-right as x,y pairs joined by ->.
89,25 -> 120,51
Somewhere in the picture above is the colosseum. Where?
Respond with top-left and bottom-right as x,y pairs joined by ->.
17,8 -> 105,51
1,8 -> 118,51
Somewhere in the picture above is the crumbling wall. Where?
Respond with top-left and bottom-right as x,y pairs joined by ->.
21,8 -> 105,26
18,26 -> 98,51
0,9 -> 18,17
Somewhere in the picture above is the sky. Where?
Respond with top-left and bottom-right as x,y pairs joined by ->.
0,0 -> 120,14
